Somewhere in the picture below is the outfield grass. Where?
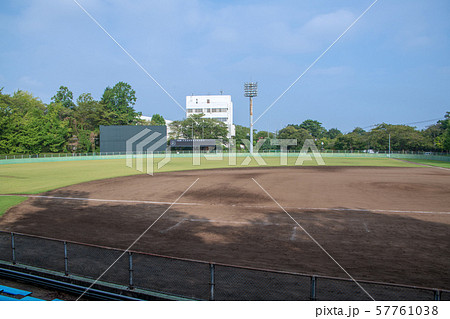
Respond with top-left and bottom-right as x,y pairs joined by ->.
0,156 -> 425,216
399,159 -> 450,169
0,159 -> 142,194
0,196 -> 28,217
0,156 -> 420,195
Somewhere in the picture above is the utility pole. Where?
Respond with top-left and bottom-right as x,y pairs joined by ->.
244,82 -> 258,153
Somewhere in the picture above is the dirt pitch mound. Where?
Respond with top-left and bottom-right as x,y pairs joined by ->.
1,166 -> 449,289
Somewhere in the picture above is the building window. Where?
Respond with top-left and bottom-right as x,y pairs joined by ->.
196,99 -> 198,104
212,108 -> 227,113
195,108 -> 202,113
187,109 -> 193,113
207,99 -> 210,104
215,118 -> 227,122
206,108 -> 211,113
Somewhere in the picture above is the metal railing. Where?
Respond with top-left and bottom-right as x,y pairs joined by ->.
1,150 -> 449,159
1,151 -> 449,165
0,231 -> 447,301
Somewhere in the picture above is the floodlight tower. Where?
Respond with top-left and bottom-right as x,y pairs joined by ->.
244,82 -> 258,153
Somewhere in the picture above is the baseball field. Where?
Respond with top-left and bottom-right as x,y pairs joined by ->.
0,156 -> 449,294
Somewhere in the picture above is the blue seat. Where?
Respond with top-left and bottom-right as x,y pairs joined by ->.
52,298 -> 63,301
20,296 -> 44,301
0,295 -> 18,301
0,285 -> 32,296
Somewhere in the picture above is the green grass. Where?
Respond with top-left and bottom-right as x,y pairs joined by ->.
0,196 -> 28,217
400,159 -> 450,169
0,159 -> 142,194
0,156 -> 421,195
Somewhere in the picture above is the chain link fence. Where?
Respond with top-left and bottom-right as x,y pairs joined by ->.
1,151 -> 449,165
0,231 -> 446,301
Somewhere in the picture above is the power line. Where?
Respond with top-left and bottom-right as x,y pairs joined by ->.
360,117 -> 443,130
338,117 -> 444,135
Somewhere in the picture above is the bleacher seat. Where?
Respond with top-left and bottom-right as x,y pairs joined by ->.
20,296 -> 45,301
0,285 -> 32,296
0,295 -> 18,301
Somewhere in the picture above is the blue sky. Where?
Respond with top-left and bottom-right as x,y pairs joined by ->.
1,0 -> 449,133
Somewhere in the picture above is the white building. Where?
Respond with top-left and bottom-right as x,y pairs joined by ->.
186,95 -> 235,138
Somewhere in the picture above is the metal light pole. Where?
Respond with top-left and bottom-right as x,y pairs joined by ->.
244,82 -> 258,153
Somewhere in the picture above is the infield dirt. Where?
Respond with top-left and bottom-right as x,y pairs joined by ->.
1,166 -> 449,289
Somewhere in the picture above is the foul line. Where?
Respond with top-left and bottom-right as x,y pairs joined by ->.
254,0 -> 380,124
16,194 -> 200,206
252,177 -> 376,301
392,158 -> 450,172
75,178 -> 199,301
71,0 -> 186,115
8,194 -> 449,215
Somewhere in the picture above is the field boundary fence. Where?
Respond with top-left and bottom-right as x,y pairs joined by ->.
0,150 -> 449,165
0,231 -> 447,301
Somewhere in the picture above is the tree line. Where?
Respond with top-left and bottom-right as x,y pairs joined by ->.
0,83 -> 165,154
237,116 -> 450,152
0,84 -> 448,154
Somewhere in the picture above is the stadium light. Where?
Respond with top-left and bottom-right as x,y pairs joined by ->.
244,82 -> 258,153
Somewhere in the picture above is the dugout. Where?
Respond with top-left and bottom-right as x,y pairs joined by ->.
169,139 -> 219,151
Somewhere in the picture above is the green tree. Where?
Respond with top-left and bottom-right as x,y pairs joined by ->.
294,119 -> 327,138
368,124 -> 431,152
101,82 -> 141,125
9,91 -> 48,153
41,103 -> 71,152
234,125 -> 250,149
255,130 -> 275,140
11,90 -> 46,115
254,130 -> 276,150
334,132 -> 367,151
326,128 -> 343,139
352,127 -> 366,136
169,114 -> 228,140
150,114 -> 166,125
277,125 -> 313,150
0,89 -> 20,153
334,128 -> 368,150
75,93 -> 105,131
435,112 -> 450,151
51,86 -> 75,109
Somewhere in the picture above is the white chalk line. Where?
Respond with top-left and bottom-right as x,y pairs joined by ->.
418,164 -> 450,171
160,218 -> 291,232
363,222 -> 370,233
291,207 -> 450,215
8,194 -> 200,206
5,194 -> 449,215
160,218 -> 187,233
290,227 -> 298,241
392,158 -> 450,171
